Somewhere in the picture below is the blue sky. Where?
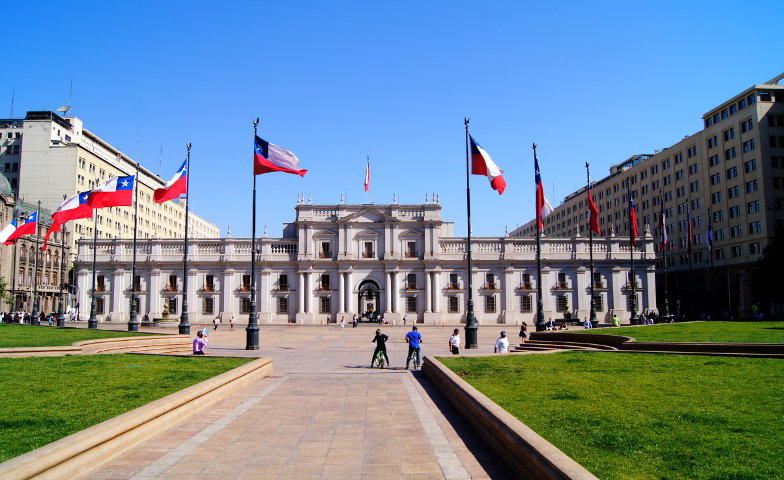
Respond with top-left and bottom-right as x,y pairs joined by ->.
4,1 -> 783,238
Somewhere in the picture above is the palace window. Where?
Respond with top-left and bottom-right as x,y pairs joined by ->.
363,241 -> 374,258
448,296 -> 460,313
406,296 -> 417,313
556,295 -> 569,312
448,273 -> 459,289
205,274 -> 214,292
96,275 -> 105,292
168,275 -> 177,292
96,298 -> 105,315
485,273 -> 496,289
279,274 -> 288,290
406,273 -> 417,290
320,274 -> 330,290
167,297 -> 178,314
484,295 -> 496,313
406,241 -> 417,258
593,294 -> 604,312
276,297 -> 288,314
242,275 -> 251,291
202,298 -> 214,315
240,297 -> 251,314
319,297 -> 331,314
520,295 -> 532,313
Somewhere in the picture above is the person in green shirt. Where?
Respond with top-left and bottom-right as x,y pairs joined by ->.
612,314 -> 620,327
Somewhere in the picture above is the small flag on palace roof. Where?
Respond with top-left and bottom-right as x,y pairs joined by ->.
154,159 -> 187,203
88,176 -> 135,208
587,188 -> 601,234
534,154 -> 553,230
364,158 -> 370,192
629,199 -> 639,244
0,218 -> 17,245
5,211 -> 37,244
470,136 -> 506,194
43,191 -> 93,251
254,136 -> 307,176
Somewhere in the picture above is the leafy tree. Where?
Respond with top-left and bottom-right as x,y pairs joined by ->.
0,276 -> 12,308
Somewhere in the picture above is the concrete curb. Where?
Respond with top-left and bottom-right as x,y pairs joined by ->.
0,334 -> 191,358
0,356 -> 273,480
422,355 -> 598,480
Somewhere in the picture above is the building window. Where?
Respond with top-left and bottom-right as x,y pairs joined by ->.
741,118 -> 753,132
319,296 -> 331,314
204,274 -> 214,292
593,294 -> 604,312
743,140 -> 755,153
202,298 -> 214,315
276,297 -> 288,314
448,296 -> 460,313
730,225 -> 743,238
320,274 -> 330,290
168,275 -> 177,292
484,295 -> 496,313
279,274 -> 288,291
96,275 -> 105,292
724,147 -> 736,161
241,275 -> 251,291
406,273 -> 417,290
167,297 -> 178,314
709,154 -> 720,167
241,297 -> 251,314
406,241 -> 417,258
723,128 -> 735,141
485,273 -> 496,289
748,221 -> 762,234
745,180 -> 758,193
744,159 -> 757,173
715,248 -> 725,260
320,242 -> 331,258
448,273 -> 460,289
747,201 -> 760,214
728,186 -> 739,199
731,245 -> 743,257
749,242 -> 761,255
520,295 -> 532,313
556,295 -> 569,312
729,205 -> 741,218
406,296 -> 417,313
557,273 -> 568,288
521,273 -> 532,289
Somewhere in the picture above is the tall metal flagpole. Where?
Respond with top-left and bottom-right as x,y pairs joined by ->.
628,180 -> 638,324
179,143 -> 192,335
463,118 -> 478,349
32,202 -> 41,324
88,214 -> 99,329
535,144 -> 546,332
659,191 -> 671,322
247,118 -> 260,350
10,206 -> 18,312
56,223 -> 67,327
128,163 -> 141,332
586,164 -> 597,327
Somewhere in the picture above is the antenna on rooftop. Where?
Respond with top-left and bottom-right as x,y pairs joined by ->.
9,86 -> 14,118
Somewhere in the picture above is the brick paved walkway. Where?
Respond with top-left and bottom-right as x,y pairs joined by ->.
81,324 -> 517,479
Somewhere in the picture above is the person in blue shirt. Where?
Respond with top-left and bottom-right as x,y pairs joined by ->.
404,325 -> 423,369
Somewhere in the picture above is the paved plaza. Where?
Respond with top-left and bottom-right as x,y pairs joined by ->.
80,322 -> 520,479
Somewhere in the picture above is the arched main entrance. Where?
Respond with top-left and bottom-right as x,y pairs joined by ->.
357,279 -> 380,321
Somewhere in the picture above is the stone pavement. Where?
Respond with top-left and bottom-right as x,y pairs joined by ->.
80,323 -> 519,479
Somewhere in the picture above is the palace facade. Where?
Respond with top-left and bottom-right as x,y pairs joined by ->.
75,201 -> 656,325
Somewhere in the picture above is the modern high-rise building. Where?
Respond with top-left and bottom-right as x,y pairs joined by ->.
513,73 -> 784,319
1,111 -> 219,254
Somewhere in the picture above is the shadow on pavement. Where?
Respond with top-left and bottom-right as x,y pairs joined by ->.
411,370 -> 518,480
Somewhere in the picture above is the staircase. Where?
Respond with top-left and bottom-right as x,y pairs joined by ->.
512,339 -> 618,353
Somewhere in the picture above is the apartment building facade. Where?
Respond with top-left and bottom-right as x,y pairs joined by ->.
513,73 -> 784,318
75,201 -> 656,325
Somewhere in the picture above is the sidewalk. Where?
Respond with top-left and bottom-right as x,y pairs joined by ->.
81,324 -> 517,479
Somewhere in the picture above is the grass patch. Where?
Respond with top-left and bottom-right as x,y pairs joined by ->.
440,352 -> 784,480
0,324 -> 155,348
573,321 -> 784,343
0,354 -> 251,461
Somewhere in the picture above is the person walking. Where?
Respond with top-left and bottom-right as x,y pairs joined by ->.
370,328 -> 389,367
229,313 -> 235,331
448,328 -> 461,355
402,314 -> 407,326
340,316 -> 345,328
213,315 -> 219,331
518,322 -> 528,344
494,331 -> 510,353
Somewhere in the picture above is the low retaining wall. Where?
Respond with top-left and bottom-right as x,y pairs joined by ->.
0,356 -> 273,480
0,334 -> 191,358
422,356 -> 597,480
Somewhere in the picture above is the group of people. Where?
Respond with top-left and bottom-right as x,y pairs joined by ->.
371,325 -> 424,369
0,310 -> 72,325
212,313 -> 236,332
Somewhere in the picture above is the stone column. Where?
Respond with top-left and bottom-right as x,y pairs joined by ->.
391,272 -> 399,313
298,272 -> 305,314
503,267 -> 515,324
149,269 -> 162,319
432,272 -> 440,313
338,271 -> 345,313
222,269 -> 234,319
424,271 -> 431,313
110,268 -> 125,323
304,271 -> 312,314
385,271 -> 393,314
610,267 -> 624,321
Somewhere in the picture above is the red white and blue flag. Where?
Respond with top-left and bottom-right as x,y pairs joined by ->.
154,159 -> 187,203
658,210 -> 667,252
364,158 -> 370,192
534,153 -> 553,230
470,136 -> 506,195
88,176 -> 135,208
43,191 -> 94,250
254,136 -> 307,176
587,188 -> 601,234
629,198 -> 639,244
5,211 -> 38,244
0,218 -> 17,245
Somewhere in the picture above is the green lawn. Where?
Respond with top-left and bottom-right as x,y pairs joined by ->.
0,354 -> 251,461
440,352 -> 784,480
573,321 -> 784,343
0,324 -> 154,348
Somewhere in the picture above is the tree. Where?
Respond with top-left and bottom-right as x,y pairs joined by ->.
0,276 -> 12,309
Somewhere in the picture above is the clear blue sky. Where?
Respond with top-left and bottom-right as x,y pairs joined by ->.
4,1 -> 782,238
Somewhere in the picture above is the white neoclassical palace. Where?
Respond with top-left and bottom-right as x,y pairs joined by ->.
75,201 -> 656,325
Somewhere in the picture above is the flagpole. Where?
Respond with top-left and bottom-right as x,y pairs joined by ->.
535,144 -> 545,332
586,164 -> 597,327
247,119 -> 260,350
56,223 -> 66,327
659,191 -> 671,322
628,180 -> 637,324
31,202 -> 41,324
179,143 -> 192,335
88,214 -> 98,329
366,152 -> 370,204
464,118 -> 478,349
128,163 -> 140,332
10,233 -> 18,312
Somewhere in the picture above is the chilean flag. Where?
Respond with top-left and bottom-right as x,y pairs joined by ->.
88,175 -> 135,208
5,211 -> 38,244
470,136 -> 506,194
42,191 -> 93,250
0,218 -> 17,245
587,188 -> 601,234
364,159 -> 370,192
629,199 -> 639,244
534,154 -> 553,230
254,135 -> 307,176
154,159 -> 187,203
